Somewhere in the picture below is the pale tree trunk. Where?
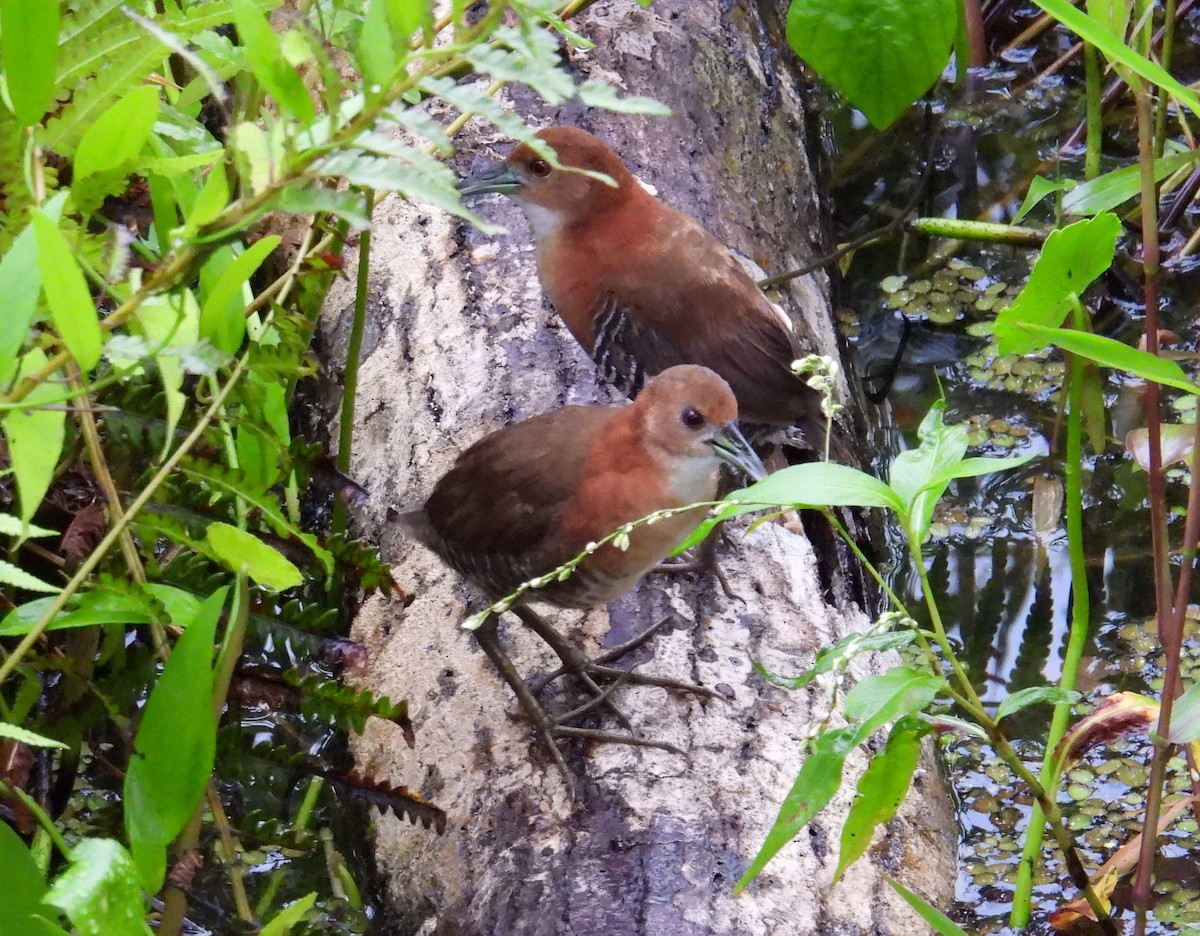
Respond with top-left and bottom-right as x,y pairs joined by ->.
314,1 -> 957,933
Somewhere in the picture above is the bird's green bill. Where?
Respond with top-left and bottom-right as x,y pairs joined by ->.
710,423 -> 767,481
456,163 -> 521,197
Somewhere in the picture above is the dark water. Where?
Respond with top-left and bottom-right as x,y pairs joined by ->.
828,6 -> 1200,931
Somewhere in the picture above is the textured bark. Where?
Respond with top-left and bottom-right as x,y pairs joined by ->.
314,1 -> 957,933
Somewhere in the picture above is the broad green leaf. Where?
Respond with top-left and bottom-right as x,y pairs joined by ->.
205,522 -> 304,590
133,291 -> 201,459
261,893 -> 318,936
32,212 -> 103,371
0,722 -> 68,748
918,712 -> 988,740
994,213 -> 1121,355
358,0 -> 397,90
143,149 -> 223,178
44,839 -> 148,936
834,718 -> 926,881
148,173 -> 179,255
0,191 -> 68,385
1018,325 -> 1199,395
1062,149 -> 1200,217
233,0 -> 316,124
1087,0 -> 1131,39
2,349 -> 66,521
736,462 -> 903,511
230,122 -> 278,194
182,465 -> 333,574
754,631 -> 917,691
73,86 -> 161,181
1013,175 -> 1074,224
125,587 -> 226,891
236,375 -> 288,490
199,235 -> 280,354
734,724 -> 859,894
995,686 -> 1082,723
186,161 -> 230,231
673,460 -> 902,553
889,402 -> 968,541
1168,680 -> 1200,745
884,876 -> 969,936
383,0 -> 432,47
0,559 -> 61,594
0,0 -> 60,125
1033,0 -> 1200,118
0,515 -> 57,538
843,666 -> 946,735
926,453 -> 1038,487
0,820 -> 57,936
736,666 -> 943,892
785,0 -> 959,129
0,584 -> 199,637
1079,359 -> 1108,453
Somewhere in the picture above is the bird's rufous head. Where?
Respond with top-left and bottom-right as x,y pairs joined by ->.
457,126 -> 638,225
634,366 -> 767,487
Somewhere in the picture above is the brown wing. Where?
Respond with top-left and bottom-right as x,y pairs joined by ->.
405,407 -> 615,597
594,215 -> 821,428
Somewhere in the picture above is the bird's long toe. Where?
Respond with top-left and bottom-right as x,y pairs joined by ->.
550,726 -> 686,757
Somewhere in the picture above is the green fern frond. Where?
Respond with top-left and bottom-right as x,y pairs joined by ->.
48,0 -> 267,155
44,44 -> 166,155
0,108 -> 29,247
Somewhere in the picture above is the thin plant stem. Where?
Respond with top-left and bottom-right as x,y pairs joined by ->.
332,189 -> 374,539
830,518 -> 1108,926
0,782 -> 73,859
0,351 -> 252,686
66,368 -> 167,652
1132,3 -> 1175,924
206,784 -> 253,924
1171,421 -> 1200,825
912,540 -> 984,711
1011,297 -> 1093,927
254,777 -> 325,919
1,6 -> 510,412
1154,0 -> 1180,157
1084,43 -> 1102,181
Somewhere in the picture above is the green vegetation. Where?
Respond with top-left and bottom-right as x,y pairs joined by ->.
0,0 -> 661,931
6,0 -> 1200,932
724,0 -> 1200,931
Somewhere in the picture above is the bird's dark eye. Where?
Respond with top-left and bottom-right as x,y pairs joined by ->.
529,158 -> 552,178
680,407 -> 705,430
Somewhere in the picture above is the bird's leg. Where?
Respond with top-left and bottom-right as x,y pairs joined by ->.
555,668 -> 633,722
473,621 -> 574,790
507,607 -> 635,730
651,523 -> 739,601
515,607 -> 720,701
474,617 -> 682,774
527,614 -> 675,695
